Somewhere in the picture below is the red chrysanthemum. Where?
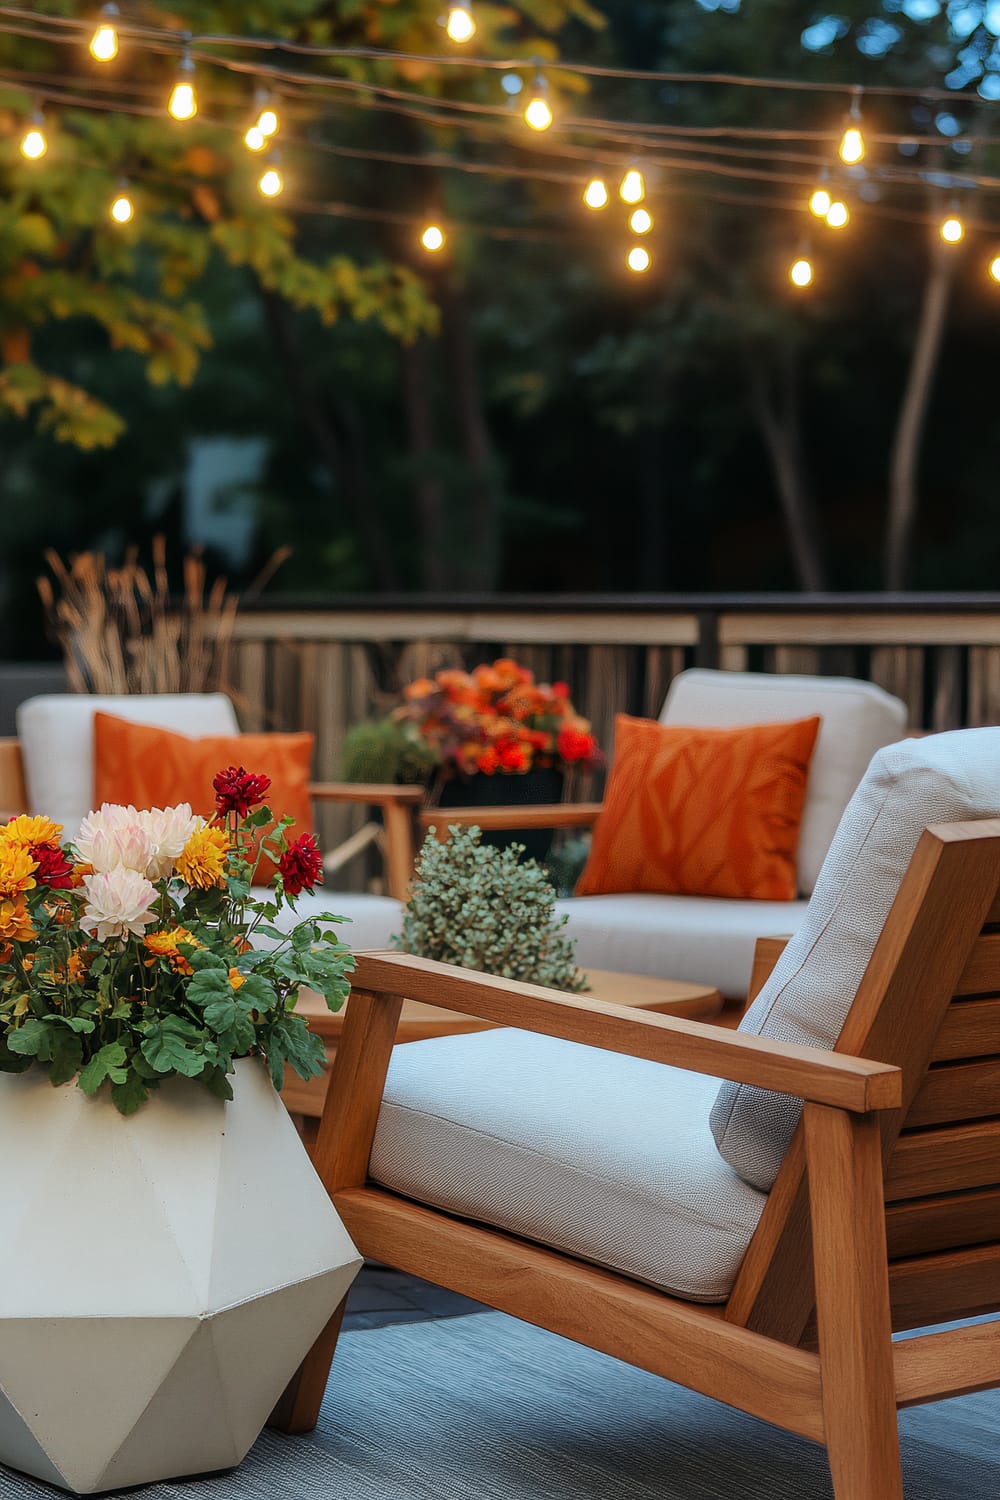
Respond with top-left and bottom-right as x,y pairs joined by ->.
556,726 -> 600,767
278,833 -> 323,897
30,842 -> 75,889
212,766 -> 272,818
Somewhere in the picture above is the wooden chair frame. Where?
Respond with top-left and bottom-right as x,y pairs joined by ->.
272,819 -> 1000,1500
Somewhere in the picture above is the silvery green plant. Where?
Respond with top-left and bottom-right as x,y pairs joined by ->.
396,824 -> 587,992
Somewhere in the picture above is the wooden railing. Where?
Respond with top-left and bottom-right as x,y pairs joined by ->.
228,593 -> 1000,883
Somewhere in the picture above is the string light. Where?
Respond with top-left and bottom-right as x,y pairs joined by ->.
583,178 -> 609,209
620,168 -> 645,205
991,255 -> 1000,283
809,186 -> 832,217
258,164 -> 284,197
826,200 -> 850,229
940,214 -> 964,244
630,208 -> 653,234
88,3 -> 119,63
445,1 -> 476,43
790,256 -> 814,288
245,124 -> 266,150
421,224 -> 445,251
523,72 -> 553,132
19,110 -> 47,160
109,182 -> 134,223
627,245 -> 651,273
839,88 -> 865,165
168,49 -> 197,121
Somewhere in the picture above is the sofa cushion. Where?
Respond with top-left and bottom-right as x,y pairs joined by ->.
370,1028 -> 767,1303
265,889 -> 402,949
17,694 -> 239,841
661,671 -> 908,895
711,728 -> 1000,1192
576,713 -> 820,902
555,892 -> 808,1001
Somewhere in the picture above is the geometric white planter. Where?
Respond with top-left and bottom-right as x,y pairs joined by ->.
0,1059 -> 361,1494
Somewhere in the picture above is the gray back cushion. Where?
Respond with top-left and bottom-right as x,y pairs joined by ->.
710,729 -> 1000,1191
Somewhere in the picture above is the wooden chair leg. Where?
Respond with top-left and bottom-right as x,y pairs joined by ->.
267,1297 -> 348,1434
804,1105 -> 903,1500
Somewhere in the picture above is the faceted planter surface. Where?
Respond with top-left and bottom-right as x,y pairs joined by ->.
0,1059 -> 361,1495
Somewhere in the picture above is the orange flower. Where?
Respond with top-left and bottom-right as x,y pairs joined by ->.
0,896 -> 35,944
228,967 -> 245,991
0,814 -> 63,849
144,925 -> 200,975
402,677 -> 435,700
0,844 -> 38,900
177,825 -> 229,890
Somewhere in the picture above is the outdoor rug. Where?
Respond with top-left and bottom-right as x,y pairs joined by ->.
0,1311 -> 998,1499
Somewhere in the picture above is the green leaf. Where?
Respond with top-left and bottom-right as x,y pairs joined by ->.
140,1017 -> 209,1077
201,1065 -> 235,1102
187,969 -> 233,1011
47,1028 -> 83,1086
7,1017 -> 52,1059
188,949 -> 228,973
0,1034 -> 32,1074
78,1042 -> 129,1096
111,1070 -> 150,1116
44,1014 -> 95,1034
202,993 -> 242,1032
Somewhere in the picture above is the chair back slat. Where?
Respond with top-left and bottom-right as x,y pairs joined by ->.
955,931 -> 1000,994
905,1060 -> 1000,1128
885,1120 -> 1000,1199
888,1244 -> 1000,1331
931,997 -> 1000,1061
886,1188 -> 1000,1259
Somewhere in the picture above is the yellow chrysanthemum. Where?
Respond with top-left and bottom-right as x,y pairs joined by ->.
228,967 -> 245,991
144,925 -> 200,975
177,825 -> 230,890
0,814 -> 62,849
0,843 -> 38,899
0,896 -> 36,944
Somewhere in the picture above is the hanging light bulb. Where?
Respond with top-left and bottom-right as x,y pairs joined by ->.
445,1 -> 476,43
258,164 -> 284,198
809,186 -> 832,217
168,49 -> 197,121
620,168 -> 645,205
110,182 -> 134,224
583,178 -> 609,209
790,256 -> 814,288
990,254 -> 1000,283
245,125 -> 266,151
627,245 -> 651,273
838,88 -> 865,164
826,200 -> 850,229
89,3 -> 119,62
421,224 -> 445,252
630,207 -> 653,235
19,110 -> 47,160
523,72 -> 553,132
940,214 -> 964,244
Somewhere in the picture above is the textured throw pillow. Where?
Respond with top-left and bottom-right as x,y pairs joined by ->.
575,713 -> 821,902
92,713 -> 315,882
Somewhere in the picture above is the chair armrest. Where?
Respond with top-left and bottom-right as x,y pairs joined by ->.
352,951 -> 901,1114
747,935 -> 792,1006
308,783 -> 421,901
308,783 -> 424,806
418,802 -> 602,839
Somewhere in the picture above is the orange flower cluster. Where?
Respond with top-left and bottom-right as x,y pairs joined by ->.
398,658 -> 602,778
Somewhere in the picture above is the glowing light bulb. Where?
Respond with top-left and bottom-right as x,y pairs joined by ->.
627,245 -> 651,273
809,187 -> 832,217
258,167 -> 283,198
620,168 -> 645,205
20,121 -> 47,160
168,53 -> 197,120
524,83 -> 553,132
421,224 -> 445,252
445,2 -> 476,42
245,125 -> 266,151
89,5 -> 119,62
826,200 -> 850,229
940,215 -> 964,244
839,126 -> 864,164
991,254 -> 1000,283
630,208 -> 653,235
790,257 -> 813,288
257,107 -> 279,138
110,189 -> 133,224
584,178 -> 609,209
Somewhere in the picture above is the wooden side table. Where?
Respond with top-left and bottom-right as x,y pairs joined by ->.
281,967 -> 722,1127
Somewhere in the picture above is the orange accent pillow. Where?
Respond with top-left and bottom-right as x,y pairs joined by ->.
92,713 -> 315,884
575,713 -> 821,902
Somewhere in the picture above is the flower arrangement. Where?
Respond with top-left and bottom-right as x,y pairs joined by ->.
395,657 -> 602,781
0,768 -> 353,1115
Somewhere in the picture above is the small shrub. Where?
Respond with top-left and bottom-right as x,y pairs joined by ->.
339,717 -> 439,786
395,824 -> 587,992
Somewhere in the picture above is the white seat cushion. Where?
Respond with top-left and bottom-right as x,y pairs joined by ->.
661,670 -> 907,894
261,890 -> 402,949
17,693 -> 239,841
555,892 -> 808,1000
711,728 -> 1000,1191
370,1028 -> 767,1303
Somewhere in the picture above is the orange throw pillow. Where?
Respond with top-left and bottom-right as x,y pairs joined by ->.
576,713 -> 821,902
92,713 -> 315,884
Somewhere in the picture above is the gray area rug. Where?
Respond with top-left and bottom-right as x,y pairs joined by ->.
1,1311 -> 998,1498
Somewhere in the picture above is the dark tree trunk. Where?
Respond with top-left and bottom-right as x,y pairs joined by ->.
259,287 -> 399,590
884,239 -> 956,590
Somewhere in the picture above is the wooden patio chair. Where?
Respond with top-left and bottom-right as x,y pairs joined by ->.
272,727 -> 1000,1498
